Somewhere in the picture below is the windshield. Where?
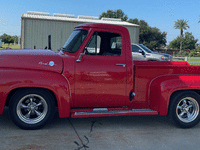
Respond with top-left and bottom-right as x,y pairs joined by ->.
139,44 -> 153,53
62,29 -> 88,53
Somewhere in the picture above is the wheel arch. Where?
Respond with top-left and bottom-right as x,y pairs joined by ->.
149,75 -> 200,116
168,89 -> 200,110
6,87 -> 58,107
5,84 -> 71,118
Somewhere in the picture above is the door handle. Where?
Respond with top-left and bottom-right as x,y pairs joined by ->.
116,64 -> 126,67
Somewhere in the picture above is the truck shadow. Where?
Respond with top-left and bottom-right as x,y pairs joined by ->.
2,107 -> 200,130
0,107 -> 16,129
50,111 -> 200,150
50,109 -> 181,130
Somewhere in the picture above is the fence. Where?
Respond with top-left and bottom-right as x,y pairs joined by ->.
156,49 -> 191,56
173,57 -> 200,65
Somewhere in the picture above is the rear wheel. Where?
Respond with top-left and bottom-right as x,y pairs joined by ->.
169,91 -> 200,128
9,88 -> 55,130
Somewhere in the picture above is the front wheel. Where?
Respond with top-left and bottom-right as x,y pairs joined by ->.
169,91 -> 200,128
9,88 -> 55,130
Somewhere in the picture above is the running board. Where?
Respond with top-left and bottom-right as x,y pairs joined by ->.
71,108 -> 158,118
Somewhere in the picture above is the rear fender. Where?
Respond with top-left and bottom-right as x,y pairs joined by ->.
149,75 -> 200,115
0,69 -> 71,118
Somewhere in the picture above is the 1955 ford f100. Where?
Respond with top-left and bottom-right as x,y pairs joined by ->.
1,23 -> 200,129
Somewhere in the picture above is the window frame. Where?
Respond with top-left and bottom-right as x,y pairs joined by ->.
85,30 -> 123,56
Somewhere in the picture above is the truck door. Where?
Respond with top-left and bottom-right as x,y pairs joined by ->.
74,29 -> 127,108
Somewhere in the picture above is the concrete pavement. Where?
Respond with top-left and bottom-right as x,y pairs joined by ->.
0,107 -> 200,150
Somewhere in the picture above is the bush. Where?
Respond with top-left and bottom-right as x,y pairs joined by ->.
196,46 -> 200,51
176,50 -> 190,57
189,50 -> 200,57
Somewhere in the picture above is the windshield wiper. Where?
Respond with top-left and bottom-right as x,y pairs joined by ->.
58,47 -> 72,53
58,47 -> 65,51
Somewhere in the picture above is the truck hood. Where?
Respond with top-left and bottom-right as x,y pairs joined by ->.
147,52 -> 170,57
0,49 -> 63,73
146,52 -> 172,61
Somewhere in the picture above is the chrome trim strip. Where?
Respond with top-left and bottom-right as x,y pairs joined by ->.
74,109 -> 157,115
116,64 -> 126,67
93,108 -> 108,111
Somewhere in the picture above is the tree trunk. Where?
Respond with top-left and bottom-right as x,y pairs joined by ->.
180,29 -> 183,52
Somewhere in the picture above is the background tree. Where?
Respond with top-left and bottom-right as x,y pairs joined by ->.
128,19 -> 167,50
12,35 -> 18,44
1,33 -> 13,44
174,19 -> 190,52
128,18 -> 139,25
99,10 -> 167,50
169,32 -> 198,50
184,32 -> 198,49
99,9 -> 128,21
168,37 -> 180,50
0,33 -> 18,44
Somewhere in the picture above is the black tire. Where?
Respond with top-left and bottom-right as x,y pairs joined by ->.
169,91 -> 200,128
9,88 -> 55,130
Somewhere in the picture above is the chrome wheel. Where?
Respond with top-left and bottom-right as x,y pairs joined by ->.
176,97 -> 199,123
16,94 -> 48,124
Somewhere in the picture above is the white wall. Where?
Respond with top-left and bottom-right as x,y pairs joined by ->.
21,18 -> 139,51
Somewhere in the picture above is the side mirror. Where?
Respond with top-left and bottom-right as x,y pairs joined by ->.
139,50 -> 145,55
76,48 -> 87,63
111,42 -> 117,49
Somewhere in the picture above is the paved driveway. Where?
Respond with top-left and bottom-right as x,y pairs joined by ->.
0,107 -> 200,150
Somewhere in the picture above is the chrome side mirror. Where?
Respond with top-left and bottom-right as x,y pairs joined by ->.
76,49 -> 86,63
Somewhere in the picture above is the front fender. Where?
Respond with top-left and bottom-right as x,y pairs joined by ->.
149,75 -> 200,115
0,69 -> 71,118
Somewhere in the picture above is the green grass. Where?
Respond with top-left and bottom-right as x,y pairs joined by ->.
0,43 -> 20,50
173,58 -> 200,65
173,58 -> 184,61
189,63 -> 200,65
187,58 -> 200,61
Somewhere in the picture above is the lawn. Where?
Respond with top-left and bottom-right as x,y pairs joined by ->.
0,43 -> 20,50
173,58 -> 200,65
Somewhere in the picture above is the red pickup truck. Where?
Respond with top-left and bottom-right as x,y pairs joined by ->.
1,23 -> 200,129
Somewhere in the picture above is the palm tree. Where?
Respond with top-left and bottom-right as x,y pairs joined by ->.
174,19 -> 189,52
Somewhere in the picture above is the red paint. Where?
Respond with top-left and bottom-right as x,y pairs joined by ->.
0,23 -> 200,119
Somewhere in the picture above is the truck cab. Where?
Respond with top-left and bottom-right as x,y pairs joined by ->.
62,23 -> 133,108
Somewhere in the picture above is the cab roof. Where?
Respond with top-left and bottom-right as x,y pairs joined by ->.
76,23 -> 128,31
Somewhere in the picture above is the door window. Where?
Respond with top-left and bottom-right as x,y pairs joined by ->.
86,31 -> 122,56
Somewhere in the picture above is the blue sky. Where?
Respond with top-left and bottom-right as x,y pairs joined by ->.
0,0 -> 199,44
